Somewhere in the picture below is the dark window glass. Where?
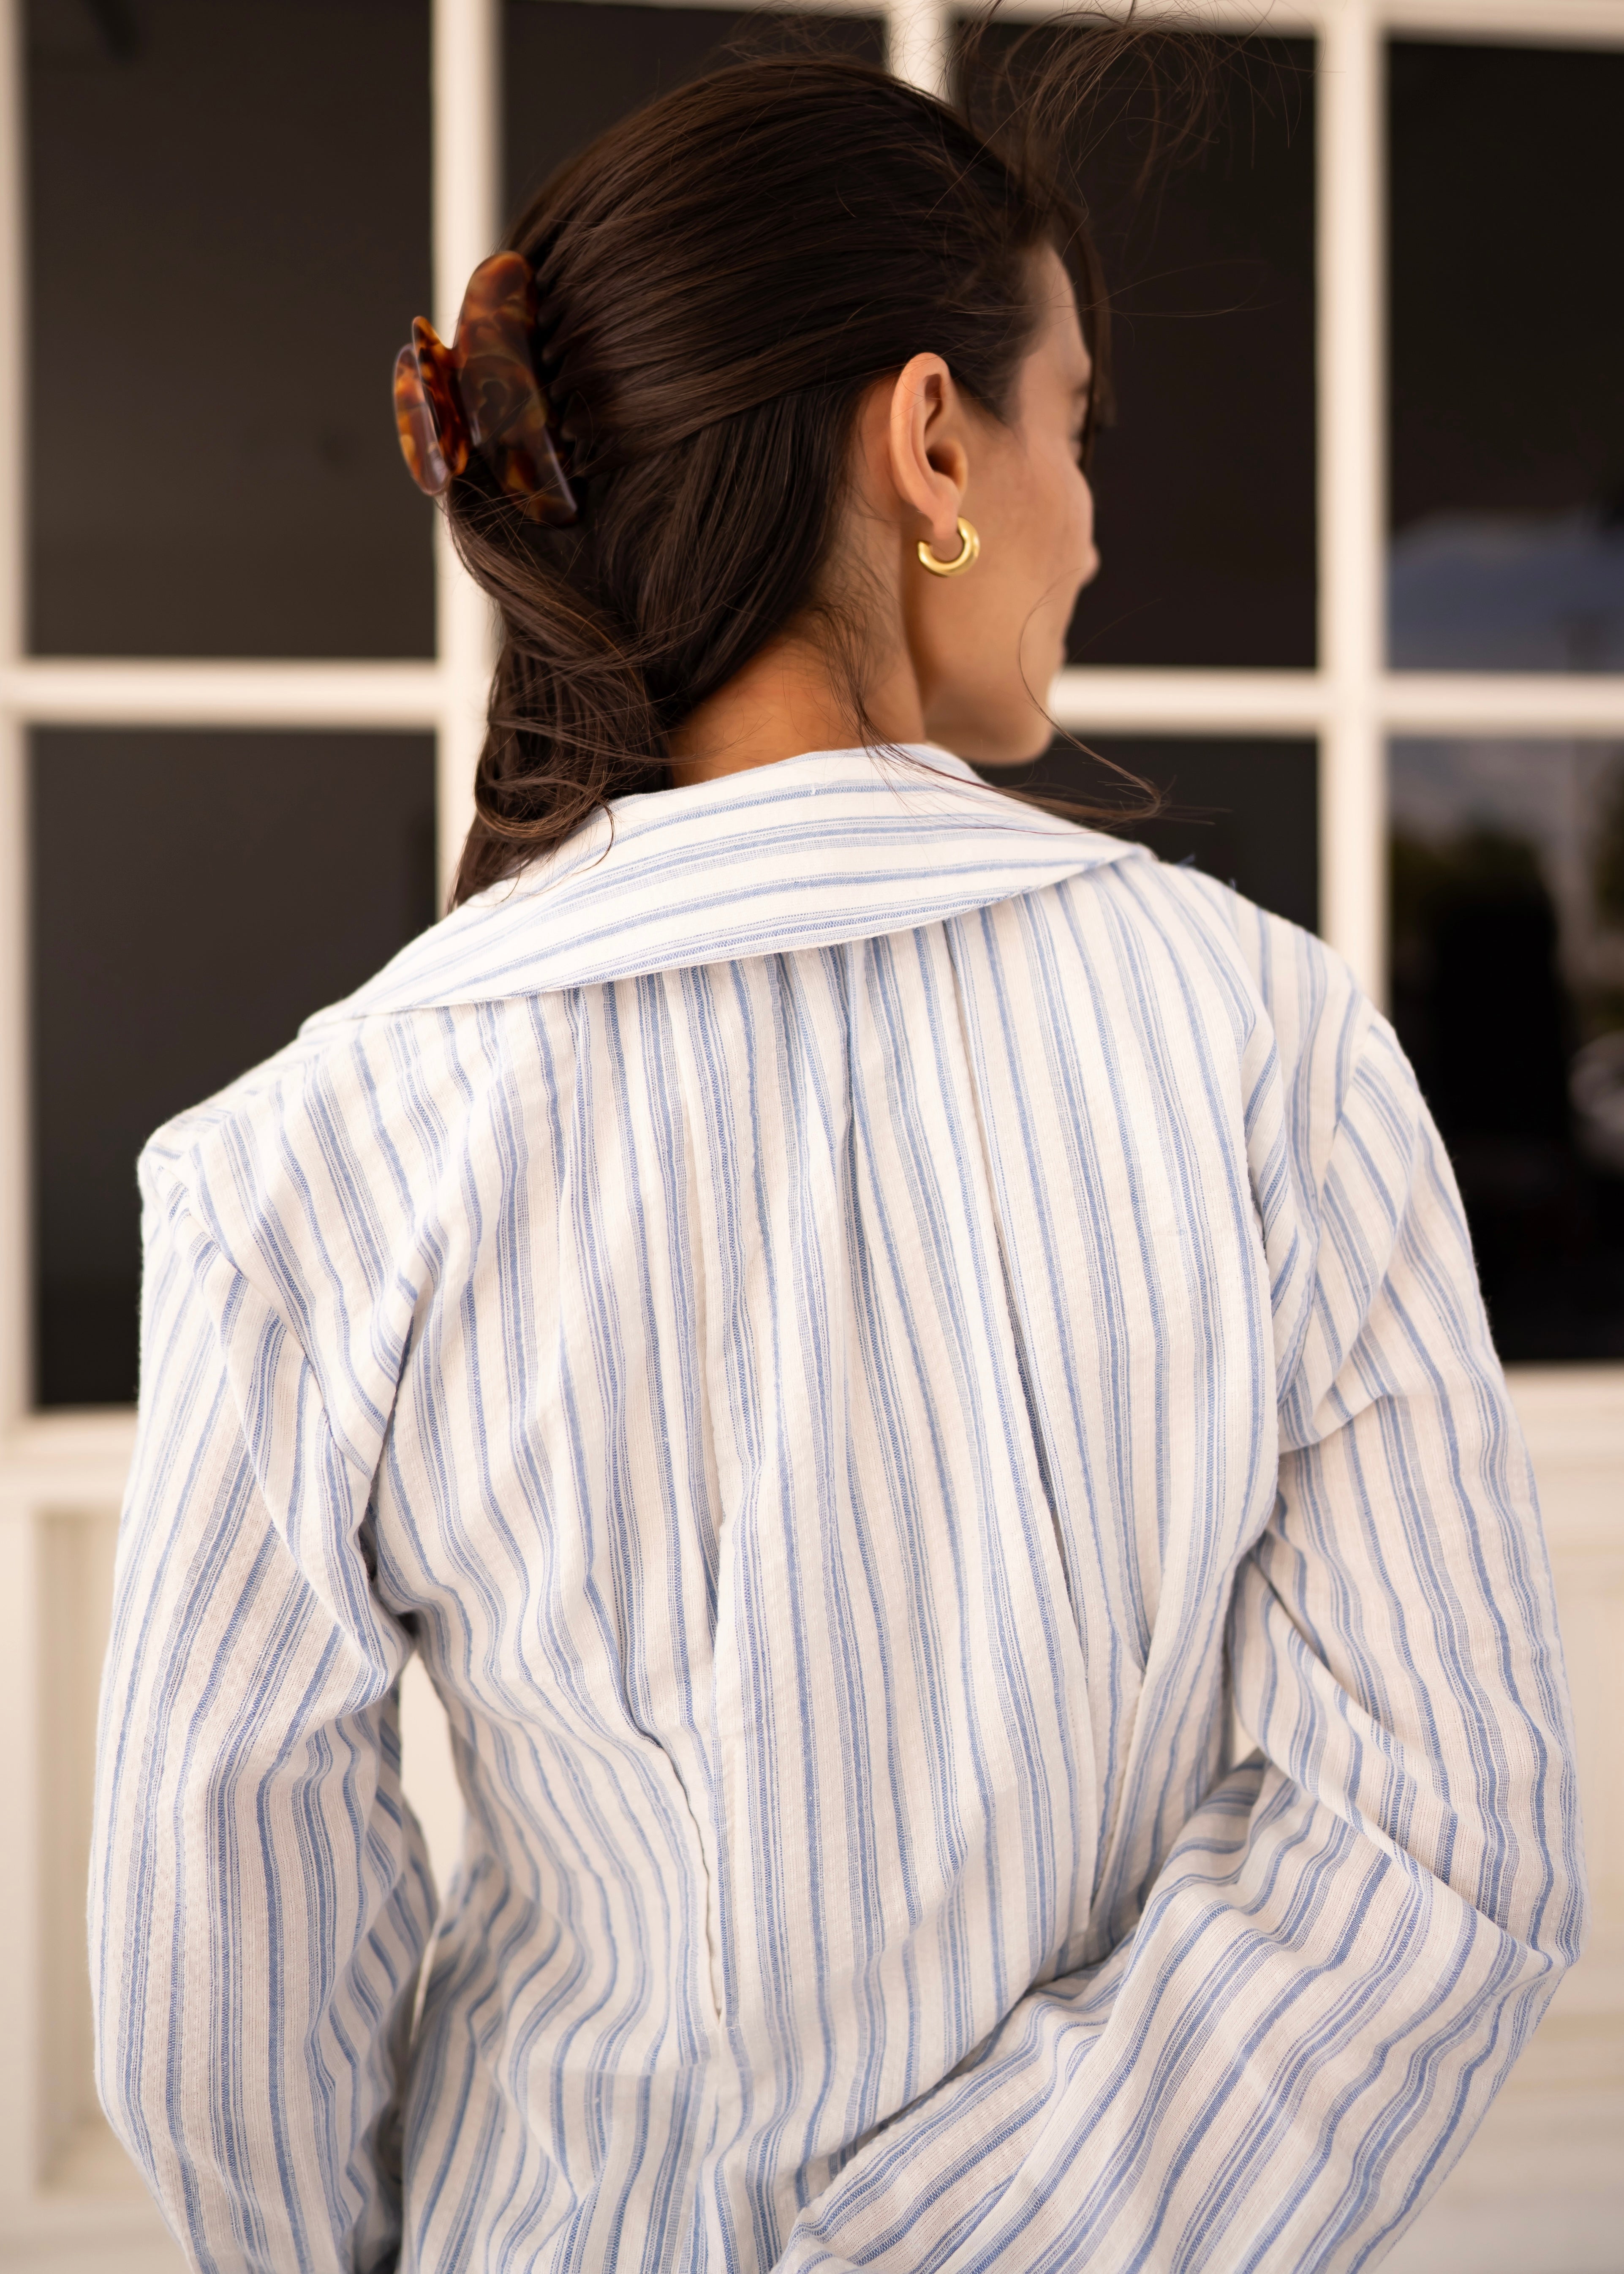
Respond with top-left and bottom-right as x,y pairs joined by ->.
980,736 -> 1318,934
505,2 -> 884,221
31,729 -> 437,1407
1071,44 -> 1317,670
26,0 -> 434,659
1388,43 -> 1624,671
1390,738 -> 1624,1359
959,31 -> 1316,669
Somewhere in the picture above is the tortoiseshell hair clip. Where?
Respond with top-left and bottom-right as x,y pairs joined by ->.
393,251 -> 578,526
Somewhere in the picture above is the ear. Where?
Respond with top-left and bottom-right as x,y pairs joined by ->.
887,353 -> 971,559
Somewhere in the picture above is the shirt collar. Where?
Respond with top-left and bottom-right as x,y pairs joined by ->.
305,742 -> 1140,1024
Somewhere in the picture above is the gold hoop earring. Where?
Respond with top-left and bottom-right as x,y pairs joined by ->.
916,517 -> 980,577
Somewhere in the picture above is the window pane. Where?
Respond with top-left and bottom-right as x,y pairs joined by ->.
1073,42 -> 1316,669
959,30 -> 1315,669
1390,738 -> 1624,1360
506,3 -> 884,221
26,0 -> 434,659
31,730 -> 437,1408
1388,43 -> 1624,672
982,737 -> 1318,934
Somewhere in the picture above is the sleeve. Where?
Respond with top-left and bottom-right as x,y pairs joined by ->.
776,1013 -> 1587,2273
90,1150 -> 437,2274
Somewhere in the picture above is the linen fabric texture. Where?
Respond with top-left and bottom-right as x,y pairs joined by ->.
90,745 -> 1586,2273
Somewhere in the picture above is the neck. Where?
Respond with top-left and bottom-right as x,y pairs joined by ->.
666,627 -> 926,788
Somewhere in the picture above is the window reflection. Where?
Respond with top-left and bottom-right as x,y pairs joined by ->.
1387,42 -> 1624,672
1390,509 -> 1624,674
1390,738 -> 1624,1359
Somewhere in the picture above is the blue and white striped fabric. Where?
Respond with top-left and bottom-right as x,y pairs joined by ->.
91,743 -> 1586,2273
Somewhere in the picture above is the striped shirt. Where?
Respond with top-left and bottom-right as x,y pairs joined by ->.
91,743 -> 1586,2273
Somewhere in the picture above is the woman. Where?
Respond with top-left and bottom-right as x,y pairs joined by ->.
92,46 -> 1583,2274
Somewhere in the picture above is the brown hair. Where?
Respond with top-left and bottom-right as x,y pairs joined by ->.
446,25 -> 1200,907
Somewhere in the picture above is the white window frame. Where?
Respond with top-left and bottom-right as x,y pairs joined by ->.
1,0 -> 1621,2250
